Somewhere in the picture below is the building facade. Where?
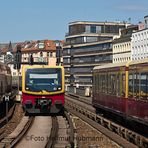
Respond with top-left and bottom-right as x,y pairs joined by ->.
1,40 -> 63,86
63,21 -> 130,96
144,15 -> 148,29
113,25 -> 138,63
130,15 -> 148,61
131,28 -> 148,60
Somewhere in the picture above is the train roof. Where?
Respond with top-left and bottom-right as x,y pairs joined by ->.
93,62 -> 128,70
93,58 -> 148,70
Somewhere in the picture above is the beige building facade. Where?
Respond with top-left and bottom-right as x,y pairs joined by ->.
113,40 -> 131,63
113,25 -> 138,63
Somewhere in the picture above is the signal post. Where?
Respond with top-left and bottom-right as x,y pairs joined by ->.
13,45 -> 22,101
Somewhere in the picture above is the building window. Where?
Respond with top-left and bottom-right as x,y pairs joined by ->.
40,52 -> 43,57
68,49 -> 70,54
90,25 -> 96,33
13,72 -> 16,76
50,52 -> 53,57
47,52 -> 49,57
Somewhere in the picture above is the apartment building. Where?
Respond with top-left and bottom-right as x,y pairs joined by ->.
131,28 -> 148,60
1,40 -> 63,86
63,21 -> 130,96
131,16 -> 148,60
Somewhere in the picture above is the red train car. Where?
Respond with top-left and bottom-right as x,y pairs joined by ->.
93,59 -> 148,126
0,62 -> 12,103
22,65 -> 65,114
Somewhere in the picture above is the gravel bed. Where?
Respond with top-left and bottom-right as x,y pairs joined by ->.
0,103 -> 24,138
73,116 -> 122,148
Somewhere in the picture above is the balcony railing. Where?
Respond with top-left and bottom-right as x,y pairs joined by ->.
74,49 -> 112,55
22,57 -> 48,63
69,60 -> 112,65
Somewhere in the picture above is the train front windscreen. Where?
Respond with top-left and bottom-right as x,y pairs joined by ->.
25,68 -> 62,92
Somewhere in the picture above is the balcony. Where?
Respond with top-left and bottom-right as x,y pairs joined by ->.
70,59 -> 112,66
74,49 -> 112,56
22,57 -> 48,63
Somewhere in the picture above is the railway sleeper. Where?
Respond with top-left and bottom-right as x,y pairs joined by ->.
96,116 -> 102,124
0,138 -> 13,148
54,116 -> 71,148
134,136 -> 148,148
143,140 -> 148,148
91,114 -> 97,121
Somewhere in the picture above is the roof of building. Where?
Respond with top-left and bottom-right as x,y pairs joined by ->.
113,35 -> 131,44
94,58 -> 148,70
69,21 -> 131,26
1,40 -> 64,54
144,15 -> 148,18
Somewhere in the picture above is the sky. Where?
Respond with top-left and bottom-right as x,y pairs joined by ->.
0,0 -> 148,43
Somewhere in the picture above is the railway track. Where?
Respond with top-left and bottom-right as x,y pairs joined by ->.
65,94 -> 148,148
0,116 -> 34,148
0,105 -> 15,129
45,116 -> 58,148
0,111 -> 74,148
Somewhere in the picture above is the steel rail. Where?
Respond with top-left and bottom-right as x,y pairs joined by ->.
10,116 -> 34,147
65,98 -> 148,148
0,116 -> 34,148
66,93 -> 92,105
64,111 -> 75,148
45,116 -> 58,148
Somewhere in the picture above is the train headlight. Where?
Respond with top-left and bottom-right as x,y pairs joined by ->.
58,87 -> 61,90
26,87 -> 29,90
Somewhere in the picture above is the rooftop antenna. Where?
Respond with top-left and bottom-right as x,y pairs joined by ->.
8,41 -> 13,52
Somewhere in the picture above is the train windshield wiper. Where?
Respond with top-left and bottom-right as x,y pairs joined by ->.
32,84 -> 51,93
26,84 -> 43,92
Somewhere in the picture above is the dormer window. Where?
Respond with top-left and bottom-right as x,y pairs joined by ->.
47,43 -> 50,47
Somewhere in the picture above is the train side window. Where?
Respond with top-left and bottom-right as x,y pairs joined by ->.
95,73 -> 99,94
108,74 -> 112,94
106,73 -> 109,93
95,73 -> 97,93
135,73 -> 140,98
111,74 -> 116,95
97,73 -> 100,93
113,74 -> 116,95
95,73 -> 98,93
105,74 -> 108,93
116,73 -> 120,96
130,72 -> 140,99
119,72 -> 123,96
122,74 -> 126,97
102,74 -> 106,93
99,74 -> 102,92
97,74 -> 99,92
140,72 -> 148,100
129,73 -> 134,97
92,73 -> 95,93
